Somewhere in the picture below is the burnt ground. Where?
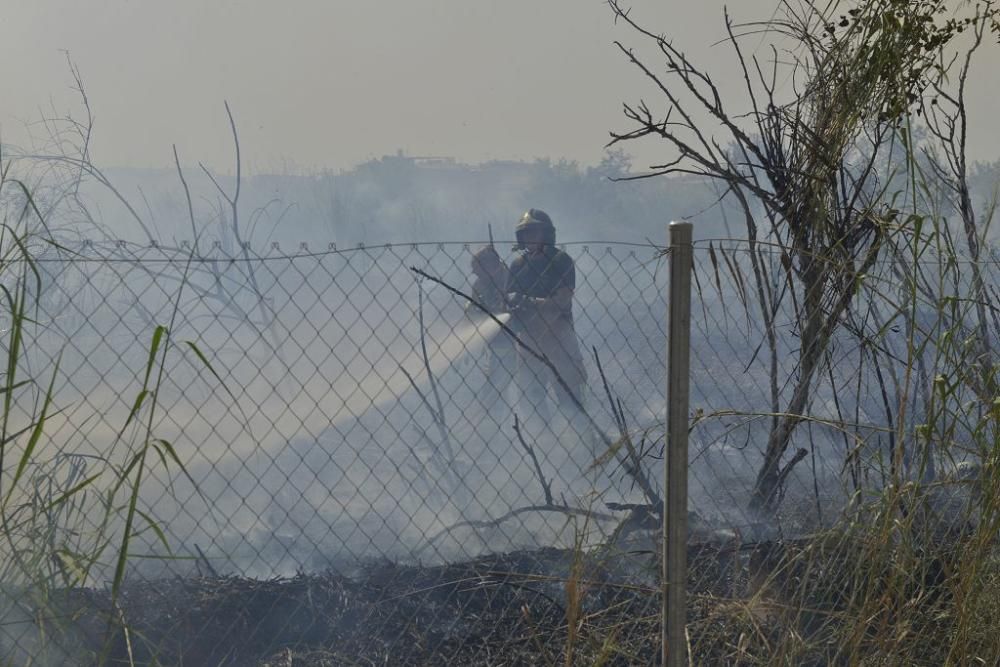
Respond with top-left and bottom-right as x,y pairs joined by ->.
28,547 -> 672,666
15,539 -> 862,666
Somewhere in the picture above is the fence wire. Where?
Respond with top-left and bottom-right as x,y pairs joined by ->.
0,240 -> 670,664
0,238 -> 996,664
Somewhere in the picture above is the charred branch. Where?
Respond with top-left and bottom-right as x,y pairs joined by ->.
513,414 -> 553,507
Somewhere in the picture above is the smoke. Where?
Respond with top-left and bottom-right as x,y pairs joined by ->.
9,153 -> 971,584
75,156 -> 738,249
332,313 -> 512,428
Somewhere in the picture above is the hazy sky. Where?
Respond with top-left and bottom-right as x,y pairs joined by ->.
4,1 -> 999,173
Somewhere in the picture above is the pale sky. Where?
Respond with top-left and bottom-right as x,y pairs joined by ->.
4,1 -> 999,173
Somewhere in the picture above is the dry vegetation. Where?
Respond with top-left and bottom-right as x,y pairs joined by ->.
3,0 -> 1000,665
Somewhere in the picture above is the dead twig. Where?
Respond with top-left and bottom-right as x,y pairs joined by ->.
398,365 -> 460,487
415,505 -> 619,558
593,347 -> 661,508
514,414 -> 553,506
194,543 -> 218,578
416,281 -> 455,461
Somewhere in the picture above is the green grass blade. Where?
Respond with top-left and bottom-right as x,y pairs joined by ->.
122,389 -> 149,432
39,473 -> 102,514
143,326 -> 166,388
152,438 -> 204,502
135,509 -> 172,556
183,340 -> 240,406
4,352 -> 60,509
110,456 -> 145,602
0,379 -> 31,396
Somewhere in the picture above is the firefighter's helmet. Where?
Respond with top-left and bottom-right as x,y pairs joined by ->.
515,208 -> 556,247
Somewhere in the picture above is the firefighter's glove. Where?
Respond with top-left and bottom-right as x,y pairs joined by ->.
507,293 -> 545,312
506,292 -> 527,311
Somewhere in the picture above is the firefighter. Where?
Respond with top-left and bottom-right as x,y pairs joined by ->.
466,245 -> 516,410
467,245 -> 509,315
505,209 -> 587,421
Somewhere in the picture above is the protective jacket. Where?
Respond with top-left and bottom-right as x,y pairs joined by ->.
506,246 -> 586,414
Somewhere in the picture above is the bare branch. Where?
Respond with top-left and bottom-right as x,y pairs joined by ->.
514,414 -> 553,506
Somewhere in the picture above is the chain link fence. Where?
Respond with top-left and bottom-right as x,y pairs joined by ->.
0,239 -> 671,663
0,236 -> 996,664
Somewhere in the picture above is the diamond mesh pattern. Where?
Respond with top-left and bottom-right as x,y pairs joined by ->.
1,238 -> 994,663
0,240 -> 670,662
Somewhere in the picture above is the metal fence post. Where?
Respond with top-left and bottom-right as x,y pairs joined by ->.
664,221 -> 692,667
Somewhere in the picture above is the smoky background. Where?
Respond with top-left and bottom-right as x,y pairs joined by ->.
0,149 -> 991,581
